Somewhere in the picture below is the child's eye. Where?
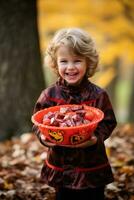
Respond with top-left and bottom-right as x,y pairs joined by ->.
75,60 -> 81,63
60,60 -> 67,63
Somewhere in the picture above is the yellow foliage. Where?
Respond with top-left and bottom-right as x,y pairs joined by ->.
92,67 -> 116,88
101,40 -> 134,65
37,0 -> 134,86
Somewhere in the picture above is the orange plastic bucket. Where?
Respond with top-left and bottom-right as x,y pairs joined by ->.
31,104 -> 104,146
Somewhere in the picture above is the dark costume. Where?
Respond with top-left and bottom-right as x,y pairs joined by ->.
33,77 -> 117,191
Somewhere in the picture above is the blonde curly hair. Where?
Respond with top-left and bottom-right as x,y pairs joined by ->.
44,28 -> 99,78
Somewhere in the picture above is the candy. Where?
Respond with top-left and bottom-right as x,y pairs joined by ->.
43,105 -> 93,127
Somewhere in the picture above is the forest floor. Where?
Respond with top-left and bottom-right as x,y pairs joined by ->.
0,124 -> 134,200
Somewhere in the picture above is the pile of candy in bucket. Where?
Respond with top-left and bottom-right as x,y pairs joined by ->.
31,104 -> 104,146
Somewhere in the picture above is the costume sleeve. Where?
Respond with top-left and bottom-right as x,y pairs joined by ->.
94,91 -> 117,141
33,90 -> 52,113
32,90 -> 55,148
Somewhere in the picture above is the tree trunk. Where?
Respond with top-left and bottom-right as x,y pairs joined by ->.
106,58 -> 120,110
128,67 -> 134,122
0,0 -> 45,140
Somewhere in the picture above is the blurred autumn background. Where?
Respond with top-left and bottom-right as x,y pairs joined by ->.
0,0 -> 134,199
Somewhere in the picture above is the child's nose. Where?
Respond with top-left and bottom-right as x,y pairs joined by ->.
68,62 -> 74,69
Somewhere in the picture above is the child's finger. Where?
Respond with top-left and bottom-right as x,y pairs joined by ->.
40,134 -> 46,141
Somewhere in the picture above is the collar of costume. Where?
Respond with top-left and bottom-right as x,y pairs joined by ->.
56,76 -> 90,94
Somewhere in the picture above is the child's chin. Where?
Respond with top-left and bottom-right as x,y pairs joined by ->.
67,81 -> 80,86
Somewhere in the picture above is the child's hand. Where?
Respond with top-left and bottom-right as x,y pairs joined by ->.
40,134 -> 56,147
64,134 -> 97,148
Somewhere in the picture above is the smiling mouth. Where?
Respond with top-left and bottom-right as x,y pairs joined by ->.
66,72 -> 78,76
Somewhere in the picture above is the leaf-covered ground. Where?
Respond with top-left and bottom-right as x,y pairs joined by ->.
0,124 -> 134,200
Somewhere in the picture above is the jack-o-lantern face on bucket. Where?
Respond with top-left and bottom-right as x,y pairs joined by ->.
70,134 -> 85,144
48,129 -> 64,143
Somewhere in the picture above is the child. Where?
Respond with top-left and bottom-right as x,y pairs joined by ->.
32,28 -> 117,200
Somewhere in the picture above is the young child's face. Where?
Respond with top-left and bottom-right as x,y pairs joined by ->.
56,45 -> 87,86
